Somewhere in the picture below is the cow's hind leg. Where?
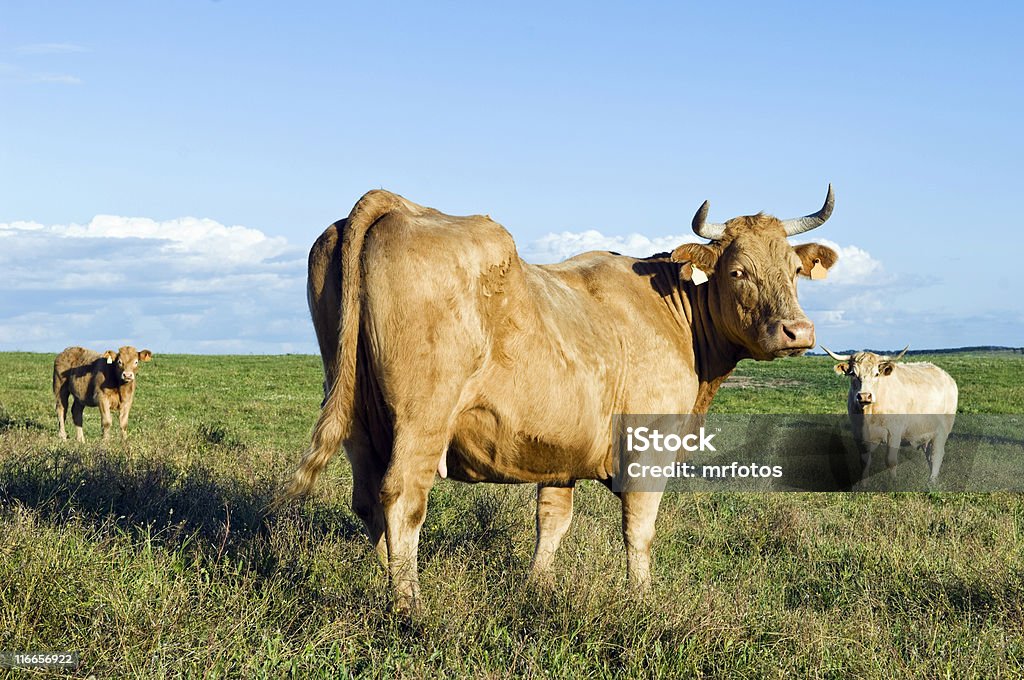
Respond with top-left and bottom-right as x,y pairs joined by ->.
346,424 -> 388,567
71,400 -> 86,443
621,490 -> 664,591
55,383 -> 70,440
928,437 -> 947,483
379,426 -> 448,614
529,483 -> 575,584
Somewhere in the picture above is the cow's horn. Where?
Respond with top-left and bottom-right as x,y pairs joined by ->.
782,184 -> 835,236
692,200 -> 726,240
890,345 -> 909,361
820,346 -> 851,361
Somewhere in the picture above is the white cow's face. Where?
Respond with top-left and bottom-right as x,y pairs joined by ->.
834,352 -> 895,409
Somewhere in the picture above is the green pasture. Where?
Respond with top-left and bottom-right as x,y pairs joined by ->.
1,350 -> 1022,677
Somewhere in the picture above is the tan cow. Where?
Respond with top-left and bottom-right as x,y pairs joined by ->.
284,187 -> 839,611
823,346 -> 958,482
53,345 -> 153,442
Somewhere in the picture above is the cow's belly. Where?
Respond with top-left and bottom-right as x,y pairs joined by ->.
445,405 -> 610,484
855,414 -> 953,448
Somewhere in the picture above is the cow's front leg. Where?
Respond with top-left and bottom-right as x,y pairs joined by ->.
118,403 -> 132,439
857,439 -> 877,485
529,483 -> 575,584
379,429 -> 442,614
620,490 -> 664,591
885,428 -> 905,479
98,399 -> 113,442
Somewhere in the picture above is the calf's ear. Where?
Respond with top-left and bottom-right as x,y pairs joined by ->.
880,362 -> 895,376
833,362 -> 848,375
139,350 -> 153,362
103,350 -> 117,364
794,243 -> 839,278
671,243 -> 720,280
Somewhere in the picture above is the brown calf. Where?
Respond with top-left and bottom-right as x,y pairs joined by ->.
53,345 -> 153,442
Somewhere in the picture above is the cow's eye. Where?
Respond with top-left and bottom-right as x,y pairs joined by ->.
795,266 -> 803,276
730,269 -> 745,278
134,360 -> 139,366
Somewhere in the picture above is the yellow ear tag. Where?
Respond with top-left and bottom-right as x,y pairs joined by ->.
690,265 -> 709,285
810,258 -> 827,280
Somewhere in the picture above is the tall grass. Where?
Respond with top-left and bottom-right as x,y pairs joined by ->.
1,351 -> 1022,677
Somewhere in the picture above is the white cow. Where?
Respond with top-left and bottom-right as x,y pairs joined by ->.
823,346 -> 958,483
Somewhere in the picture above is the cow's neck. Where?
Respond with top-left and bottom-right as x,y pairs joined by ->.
678,277 -> 744,414
104,368 -> 134,395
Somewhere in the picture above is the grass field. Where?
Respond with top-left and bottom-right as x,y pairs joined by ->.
1,350 -> 1022,678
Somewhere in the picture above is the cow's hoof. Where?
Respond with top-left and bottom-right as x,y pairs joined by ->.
391,595 -> 424,620
526,569 -> 556,590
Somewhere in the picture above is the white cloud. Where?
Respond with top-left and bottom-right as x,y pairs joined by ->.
2,44 -> 86,85
520,227 -> 1001,349
802,238 -> 885,286
0,216 -> 313,353
13,43 -> 88,55
522,229 -> 697,263
27,73 -> 82,85
0,65 -> 82,85
1,217 -> 1018,354
523,229 -> 885,287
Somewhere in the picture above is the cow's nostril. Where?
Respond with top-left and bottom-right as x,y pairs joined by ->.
777,319 -> 814,348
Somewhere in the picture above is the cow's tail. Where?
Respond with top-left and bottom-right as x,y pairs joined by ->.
276,190 -> 402,505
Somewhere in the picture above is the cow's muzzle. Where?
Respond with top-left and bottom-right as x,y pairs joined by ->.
122,372 -> 135,382
856,392 -> 873,405
766,319 -> 815,356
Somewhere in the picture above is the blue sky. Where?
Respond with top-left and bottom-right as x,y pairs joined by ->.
1,2 -> 1021,353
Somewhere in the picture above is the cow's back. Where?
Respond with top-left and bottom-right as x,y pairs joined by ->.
875,363 -> 958,415
54,346 -> 107,406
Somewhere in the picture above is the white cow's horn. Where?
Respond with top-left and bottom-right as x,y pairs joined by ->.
821,346 -> 851,361
691,200 -> 727,241
782,184 -> 835,236
890,345 -> 910,361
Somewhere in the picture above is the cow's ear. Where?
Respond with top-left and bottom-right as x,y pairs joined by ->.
103,350 -> 117,364
833,362 -> 848,375
794,243 -> 839,279
139,350 -> 153,362
671,243 -> 720,279
880,362 -> 895,376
